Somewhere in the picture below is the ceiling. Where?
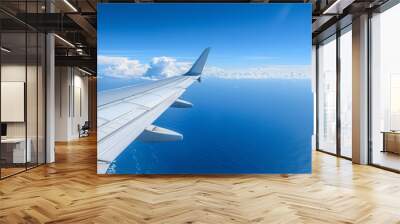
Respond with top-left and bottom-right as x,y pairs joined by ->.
0,0 -> 391,74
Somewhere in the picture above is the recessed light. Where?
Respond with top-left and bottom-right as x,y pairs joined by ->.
322,0 -> 355,15
1,47 -> 11,53
78,67 -> 93,76
54,34 -> 75,48
63,0 -> 78,12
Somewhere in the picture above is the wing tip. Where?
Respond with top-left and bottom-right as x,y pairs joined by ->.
184,47 -> 211,76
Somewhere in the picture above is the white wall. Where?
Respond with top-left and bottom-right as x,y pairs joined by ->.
1,65 -> 41,138
1,65 -> 26,139
55,67 -> 89,141
1,63 -> 46,164
71,73 -> 89,138
55,67 -> 69,141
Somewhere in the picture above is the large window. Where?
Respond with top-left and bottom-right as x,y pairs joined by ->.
339,27 -> 352,158
317,35 -> 337,154
317,25 -> 353,159
370,3 -> 400,171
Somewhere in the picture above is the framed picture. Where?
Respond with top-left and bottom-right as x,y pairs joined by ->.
97,3 -> 313,174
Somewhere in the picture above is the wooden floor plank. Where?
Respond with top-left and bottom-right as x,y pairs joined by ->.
0,135 -> 400,223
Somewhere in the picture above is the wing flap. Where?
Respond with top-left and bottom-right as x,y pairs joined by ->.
125,92 -> 170,108
98,76 -> 184,107
138,125 -> 183,142
99,102 -> 146,121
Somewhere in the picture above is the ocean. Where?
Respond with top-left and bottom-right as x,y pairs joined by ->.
100,77 -> 313,174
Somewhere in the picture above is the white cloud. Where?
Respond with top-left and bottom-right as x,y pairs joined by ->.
204,65 -> 310,80
98,55 -> 149,79
143,56 -> 191,79
98,55 -> 310,80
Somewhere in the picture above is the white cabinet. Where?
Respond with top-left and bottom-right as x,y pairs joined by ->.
1,138 -> 32,163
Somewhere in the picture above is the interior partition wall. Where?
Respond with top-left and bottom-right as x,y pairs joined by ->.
0,1 -> 46,179
316,24 -> 353,159
370,1 -> 400,172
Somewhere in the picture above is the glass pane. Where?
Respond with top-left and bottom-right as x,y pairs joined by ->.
340,28 -> 352,158
0,1 -> 46,178
26,0 -> 38,169
38,32 -> 45,165
371,4 -> 400,171
318,36 -> 337,154
27,31 -> 38,169
1,31 -> 27,177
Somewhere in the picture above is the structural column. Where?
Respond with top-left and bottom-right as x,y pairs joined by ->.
45,0 -> 55,163
88,76 -> 97,132
46,33 -> 55,163
352,14 -> 369,164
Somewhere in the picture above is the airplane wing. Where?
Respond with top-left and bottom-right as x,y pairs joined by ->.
97,48 -> 210,174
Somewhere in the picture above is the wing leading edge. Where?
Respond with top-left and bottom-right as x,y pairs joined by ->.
97,48 -> 210,174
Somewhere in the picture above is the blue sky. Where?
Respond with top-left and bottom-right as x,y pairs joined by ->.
98,4 -> 311,80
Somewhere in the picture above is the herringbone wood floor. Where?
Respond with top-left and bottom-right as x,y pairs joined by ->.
1,135 -> 400,224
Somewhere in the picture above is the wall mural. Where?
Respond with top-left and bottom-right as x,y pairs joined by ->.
97,3 -> 313,174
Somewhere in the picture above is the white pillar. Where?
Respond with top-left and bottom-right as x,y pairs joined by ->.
352,14 -> 369,164
46,32 -> 55,163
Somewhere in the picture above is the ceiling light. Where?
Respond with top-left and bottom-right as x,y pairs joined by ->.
76,48 -> 85,55
1,47 -> 11,53
323,0 -> 355,15
63,0 -> 78,12
78,67 -> 93,76
54,34 -> 75,48
323,0 -> 341,14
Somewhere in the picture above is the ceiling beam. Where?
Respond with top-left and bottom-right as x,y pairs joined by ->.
55,55 -> 96,73
67,13 -> 97,46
